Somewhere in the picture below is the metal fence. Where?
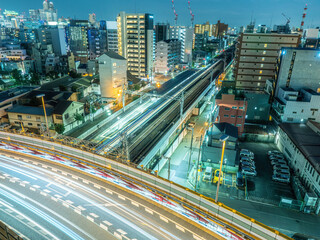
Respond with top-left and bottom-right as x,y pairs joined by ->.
0,130 -> 292,240
0,220 -> 23,240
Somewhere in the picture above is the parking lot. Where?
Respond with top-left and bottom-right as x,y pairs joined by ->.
239,142 -> 296,204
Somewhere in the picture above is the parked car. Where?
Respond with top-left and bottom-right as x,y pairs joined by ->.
203,167 -> 213,181
236,171 -> 245,189
274,168 -> 290,175
272,173 -> 290,183
269,154 -> 284,160
240,156 -> 254,162
241,161 -> 256,170
241,167 -> 257,177
213,169 -> 223,184
268,150 -> 282,156
271,159 -> 287,166
240,150 -> 254,158
0,123 -> 10,130
273,164 -> 289,171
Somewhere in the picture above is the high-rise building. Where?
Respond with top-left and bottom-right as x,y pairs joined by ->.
88,13 -> 97,27
87,28 -> 107,59
169,26 -> 193,63
67,20 -> 89,62
106,21 -> 118,53
234,33 -> 300,91
117,12 -> 154,78
155,23 -> 169,42
98,51 -> 127,102
39,0 -> 58,22
154,39 -> 181,74
36,27 -> 67,56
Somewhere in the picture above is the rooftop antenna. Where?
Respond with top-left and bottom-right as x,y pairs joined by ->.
171,0 -> 178,26
187,0 -> 195,27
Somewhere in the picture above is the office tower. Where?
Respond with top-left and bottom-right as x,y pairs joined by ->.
67,20 -> 89,62
117,12 -> 154,78
154,39 -> 181,74
169,26 -> 193,64
87,28 -> 108,59
39,0 -> 58,22
106,21 -> 118,53
88,13 -> 97,27
234,33 -> 300,91
36,27 -> 67,56
29,9 -> 40,21
155,23 -> 169,42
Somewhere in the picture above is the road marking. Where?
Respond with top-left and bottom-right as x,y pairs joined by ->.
72,175 -> 78,180
3,174 -> 10,177
102,220 -> 112,226
61,172 -> 67,176
16,215 -> 24,220
42,165 -> 47,168
19,182 -> 25,187
87,216 -> 94,222
40,192 -> 47,197
90,213 -> 99,218
62,202 -> 69,208
105,189 -> 113,194
74,209 -> 81,215
33,185 -> 40,188
78,206 -> 86,211
30,187 -> 36,191
52,168 -> 57,172
114,232 -> 122,239
160,216 -> 168,223
118,195 -> 125,201
176,225 -> 185,232
51,197 -> 58,202
131,201 -> 139,207
100,224 -> 108,231
0,176 -> 5,179
43,189 -> 51,193
83,180 -> 89,184
145,208 -> 153,215
94,184 -> 101,189
9,179 -> 16,183
5,209 -> 13,213
54,194 -> 62,198
193,234 -> 204,240
22,181 -> 30,184
66,200 -> 74,204
117,229 -> 127,235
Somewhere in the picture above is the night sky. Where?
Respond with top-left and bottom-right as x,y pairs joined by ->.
2,0 -> 320,28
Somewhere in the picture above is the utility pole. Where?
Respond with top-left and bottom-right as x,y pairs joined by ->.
194,134 -> 203,191
187,126 -> 194,175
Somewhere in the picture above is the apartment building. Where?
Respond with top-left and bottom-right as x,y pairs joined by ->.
234,33 -> 300,91
117,12 -> 154,78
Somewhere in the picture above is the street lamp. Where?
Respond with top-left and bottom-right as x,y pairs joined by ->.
215,134 -> 229,203
36,94 -> 49,136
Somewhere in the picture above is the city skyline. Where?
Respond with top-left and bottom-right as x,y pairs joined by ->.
2,0 -> 320,27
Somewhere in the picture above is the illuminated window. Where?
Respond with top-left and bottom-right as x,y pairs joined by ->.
260,70 -> 263,74
262,57 -> 265,61
263,51 -> 266,55
264,44 -> 267,48
261,64 -> 264,67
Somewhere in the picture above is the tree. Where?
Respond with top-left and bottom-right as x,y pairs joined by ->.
30,71 -> 40,85
11,69 -> 23,85
74,113 -> 84,124
134,84 -> 140,91
54,124 -> 65,134
59,85 -> 67,91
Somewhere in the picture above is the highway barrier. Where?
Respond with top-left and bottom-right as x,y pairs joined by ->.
0,131 -> 292,240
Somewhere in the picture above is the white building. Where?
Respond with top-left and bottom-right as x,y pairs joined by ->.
169,26 -> 194,64
106,21 -> 118,53
154,39 -> 181,74
98,51 -> 127,102
39,0 -> 58,22
276,121 -> 320,214
117,12 -> 154,78
273,88 -> 320,123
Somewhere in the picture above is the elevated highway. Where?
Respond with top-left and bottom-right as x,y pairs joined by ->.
0,131 -> 292,240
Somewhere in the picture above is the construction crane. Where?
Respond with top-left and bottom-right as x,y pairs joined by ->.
300,3 -> 308,31
187,0 -> 195,27
281,13 -> 291,25
172,0 -> 178,25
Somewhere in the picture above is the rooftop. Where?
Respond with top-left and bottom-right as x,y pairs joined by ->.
0,86 -> 38,103
104,51 -> 126,60
7,105 -> 54,116
215,87 -> 245,100
53,101 -> 73,115
279,123 -> 320,175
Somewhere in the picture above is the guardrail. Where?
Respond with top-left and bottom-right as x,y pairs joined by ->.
0,220 -> 23,240
0,131 -> 292,240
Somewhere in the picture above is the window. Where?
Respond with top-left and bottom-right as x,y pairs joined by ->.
232,106 -> 237,109
237,124 -> 242,127
26,115 -> 31,119
224,107 -> 230,111
65,113 -> 69,119
259,70 -> 263,74
264,44 -> 267,48
113,63 -> 117,67
263,51 -> 266,55
293,111 -> 297,114
262,57 -> 265,61
261,64 -> 264,67
56,115 -> 62,120
239,107 -> 244,110
224,115 -> 229,117
28,123 -> 32,126
238,116 -> 243,118
231,115 -> 236,118
18,115 -> 22,120
287,117 -> 293,121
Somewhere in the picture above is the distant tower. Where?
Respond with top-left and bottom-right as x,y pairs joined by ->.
43,0 -> 49,10
300,3 -> 308,31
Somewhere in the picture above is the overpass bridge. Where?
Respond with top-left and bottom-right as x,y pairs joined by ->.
0,130 -> 292,240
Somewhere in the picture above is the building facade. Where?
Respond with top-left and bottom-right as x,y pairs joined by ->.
169,26 -> 193,64
154,39 -> 181,74
215,89 -> 247,136
234,33 -> 300,91
67,20 -> 89,62
98,52 -> 127,102
155,23 -> 169,43
117,12 -> 154,78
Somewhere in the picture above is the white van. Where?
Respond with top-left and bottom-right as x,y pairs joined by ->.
203,167 -> 213,181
